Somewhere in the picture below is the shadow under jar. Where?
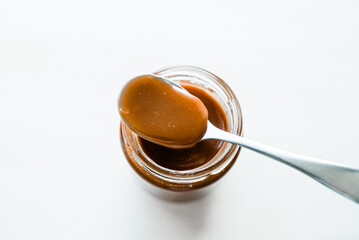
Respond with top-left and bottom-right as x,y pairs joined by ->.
120,66 -> 243,192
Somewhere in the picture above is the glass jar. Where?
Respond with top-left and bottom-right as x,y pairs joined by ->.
120,66 -> 243,194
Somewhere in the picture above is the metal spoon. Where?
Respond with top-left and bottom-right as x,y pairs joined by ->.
159,75 -> 359,204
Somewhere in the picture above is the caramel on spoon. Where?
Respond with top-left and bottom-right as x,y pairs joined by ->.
118,74 -> 208,149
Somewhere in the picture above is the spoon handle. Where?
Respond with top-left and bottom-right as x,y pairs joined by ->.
205,123 -> 359,203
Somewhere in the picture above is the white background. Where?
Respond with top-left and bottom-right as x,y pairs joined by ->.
1,0 -> 359,239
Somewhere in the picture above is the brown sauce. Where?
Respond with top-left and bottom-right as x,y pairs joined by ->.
139,84 -> 228,170
119,75 -> 208,149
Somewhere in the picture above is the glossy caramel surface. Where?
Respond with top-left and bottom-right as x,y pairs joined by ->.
119,75 -> 208,149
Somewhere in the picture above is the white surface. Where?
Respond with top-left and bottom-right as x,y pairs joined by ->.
1,0 -> 359,239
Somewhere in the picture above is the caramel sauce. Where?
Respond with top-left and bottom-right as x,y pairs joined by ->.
119,75 -> 208,149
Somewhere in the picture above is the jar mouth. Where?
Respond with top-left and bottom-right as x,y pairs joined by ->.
120,66 -> 243,185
